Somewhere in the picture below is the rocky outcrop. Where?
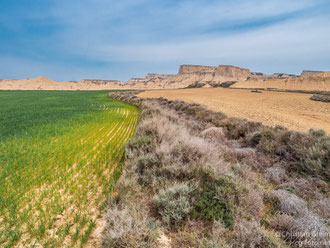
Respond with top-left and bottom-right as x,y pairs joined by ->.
179,65 -> 252,78
300,70 -> 324,77
81,79 -> 122,85
251,72 -> 297,80
271,73 -> 297,79
233,74 -> 330,92
125,74 -> 175,88
123,65 -> 254,89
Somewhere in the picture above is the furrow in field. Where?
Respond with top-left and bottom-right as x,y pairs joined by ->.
0,96 -> 139,248
6,108 -> 123,214
16,108 -> 127,213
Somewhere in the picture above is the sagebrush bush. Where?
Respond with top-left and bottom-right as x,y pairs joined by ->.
310,198 -> 330,219
153,182 -> 196,227
249,127 -> 330,180
126,135 -> 156,156
232,220 -> 286,248
266,165 -> 288,184
287,130 -> 330,180
200,127 -> 225,142
191,174 -> 237,228
270,189 -> 307,216
277,177 -> 325,202
273,211 -> 330,247
250,129 -> 277,153
103,204 -> 159,248
136,154 -> 161,175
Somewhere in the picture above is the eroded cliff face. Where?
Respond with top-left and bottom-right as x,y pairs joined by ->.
178,65 -> 252,78
124,65 -> 254,89
233,73 -> 330,92
125,65 -> 328,91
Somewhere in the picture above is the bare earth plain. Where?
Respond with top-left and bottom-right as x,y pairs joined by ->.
138,88 -> 330,134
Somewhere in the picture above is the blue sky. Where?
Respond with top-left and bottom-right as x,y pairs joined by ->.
0,0 -> 330,81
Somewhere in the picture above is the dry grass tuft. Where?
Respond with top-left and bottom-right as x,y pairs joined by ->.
103,203 -> 159,248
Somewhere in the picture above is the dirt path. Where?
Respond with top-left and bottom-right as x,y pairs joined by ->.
138,88 -> 330,134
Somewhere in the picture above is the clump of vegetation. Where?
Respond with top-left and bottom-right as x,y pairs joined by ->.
310,94 -> 330,103
153,183 -> 195,227
103,203 -> 159,247
185,81 -> 206,88
251,89 -> 262,93
185,81 -> 237,89
249,128 -> 330,180
250,130 -> 277,153
213,81 -> 237,88
191,174 -> 237,229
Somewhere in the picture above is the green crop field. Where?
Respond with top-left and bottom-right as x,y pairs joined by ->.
0,91 -> 139,247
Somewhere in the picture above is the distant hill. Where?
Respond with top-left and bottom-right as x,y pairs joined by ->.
233,71 -> 330,92
0,77 -> 125,90
1,66 -> 329,92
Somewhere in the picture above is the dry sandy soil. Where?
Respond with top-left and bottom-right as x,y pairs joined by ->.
138,88 -> 330,134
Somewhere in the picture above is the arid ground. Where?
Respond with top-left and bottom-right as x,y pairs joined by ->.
139,88 -> 330,133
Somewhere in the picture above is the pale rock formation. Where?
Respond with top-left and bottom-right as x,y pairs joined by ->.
300,70 -> 324,77
124,65 -> 254,89
233,72 -> 330,92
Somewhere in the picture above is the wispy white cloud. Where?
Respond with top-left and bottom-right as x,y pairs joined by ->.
0,0 -> 329,80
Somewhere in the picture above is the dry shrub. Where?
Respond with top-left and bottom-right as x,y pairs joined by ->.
310,198 -> 330,220
225,119 -> 262,140
200,127 -> 225,142
239,185 -> 264,220
266,165 -> 288,184
223,147 -> 273,171
278,178 -> 326,202
288,213 -> 329,247
273,212 -> 330,247
126,134 -> 157,157
222,146 -> 256,163
153,182 -> 196,227
103,204 -> 159,248
270,189 -> 307,216
250,129 -> 278,153
289,130 -> 330,179
248,127 -> 329,180
232,219 -> 284,248
173,220 -> 231,248
280,130 -> 329,179
267,189 -> 330,247
136,154 -> 161,175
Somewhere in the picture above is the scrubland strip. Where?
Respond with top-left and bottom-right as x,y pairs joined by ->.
103,91 -> 329,248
